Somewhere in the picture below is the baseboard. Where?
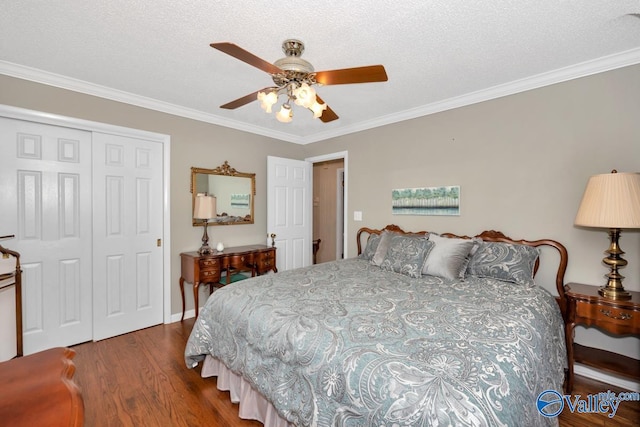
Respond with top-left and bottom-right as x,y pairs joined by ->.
170,309 -> 195,323
575,363 -> 640,392
168,274 -> 249,324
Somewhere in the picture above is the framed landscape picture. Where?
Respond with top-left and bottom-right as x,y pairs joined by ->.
392,186 -> 460,216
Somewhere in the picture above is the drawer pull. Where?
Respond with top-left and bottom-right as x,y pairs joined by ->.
600,309 -> 632,321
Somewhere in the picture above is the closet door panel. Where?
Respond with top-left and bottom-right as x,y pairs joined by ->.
0,117 -> 93,354
92,132 -> 163,341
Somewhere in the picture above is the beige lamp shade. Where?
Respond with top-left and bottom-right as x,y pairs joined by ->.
193,194 -> 217,220
574,171 -> 640,228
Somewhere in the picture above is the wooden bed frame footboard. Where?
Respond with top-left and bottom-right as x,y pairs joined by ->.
356,225 -> 569,318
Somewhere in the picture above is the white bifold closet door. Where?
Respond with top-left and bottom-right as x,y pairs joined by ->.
0,117 -> 164,354
91,132 -> 163,341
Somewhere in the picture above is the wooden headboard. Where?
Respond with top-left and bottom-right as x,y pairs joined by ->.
356,224 -> 569,316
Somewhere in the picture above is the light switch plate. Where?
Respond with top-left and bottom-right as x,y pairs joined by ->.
354,211 -> 363,221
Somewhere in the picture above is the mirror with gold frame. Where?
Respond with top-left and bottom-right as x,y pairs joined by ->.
191,161 -> 256,226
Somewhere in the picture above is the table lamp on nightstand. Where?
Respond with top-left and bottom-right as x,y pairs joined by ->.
574,170 -> 640,300
194,193 -> 217,255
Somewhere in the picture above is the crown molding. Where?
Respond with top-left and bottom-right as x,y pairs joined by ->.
0,61 -> 300,143
2,47 -> 640,145
297,47 -> 640,144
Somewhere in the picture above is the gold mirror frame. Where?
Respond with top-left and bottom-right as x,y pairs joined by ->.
191,161 -> 256,226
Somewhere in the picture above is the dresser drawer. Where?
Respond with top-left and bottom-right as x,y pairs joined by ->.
575,300 -> 639,335
199,257 -> 220,270
199,257 -> 221,282
255,250 -> 276,273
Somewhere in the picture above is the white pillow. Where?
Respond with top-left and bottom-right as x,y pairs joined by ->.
422,233 -> 476,279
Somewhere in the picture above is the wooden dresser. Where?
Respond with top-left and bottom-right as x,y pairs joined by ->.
564,282 -> 640,393
180,244 -> 277,319
0,347 -> 84,426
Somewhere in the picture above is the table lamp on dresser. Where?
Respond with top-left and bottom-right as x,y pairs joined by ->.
574,170 -> 640,300
194,193 -> 217,255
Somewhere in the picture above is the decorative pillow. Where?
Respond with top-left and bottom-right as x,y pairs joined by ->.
380,235 -> 434,278
370,230 -> 395,266
360,233 -> 381,261
466,241 -> 540,286
422,233 -> 477,279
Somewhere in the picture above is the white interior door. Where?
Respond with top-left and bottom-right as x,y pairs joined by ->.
267,156 -> 312,271
0,117 -> 93,354
92,132 -> 164,341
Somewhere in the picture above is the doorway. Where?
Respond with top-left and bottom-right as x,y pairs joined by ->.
308,152 -> 347,264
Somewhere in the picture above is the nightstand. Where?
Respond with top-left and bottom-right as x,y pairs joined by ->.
564,282 -> 640,393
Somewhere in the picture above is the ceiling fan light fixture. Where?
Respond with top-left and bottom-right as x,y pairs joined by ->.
212,38 -> 387,124
309,100 -> 328,119
257,90 -> 278,113
276,103 -> 293,123
293,83 -> 316,108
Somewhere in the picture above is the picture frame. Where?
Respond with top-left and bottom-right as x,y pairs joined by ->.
392,186 -> 460,216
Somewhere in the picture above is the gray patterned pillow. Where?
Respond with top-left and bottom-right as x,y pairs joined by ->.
360,233 -> 381,260
380,235 -> 434,278
370,230 -> 395,266
422,233 -> 477,279
466,241 -> 540,286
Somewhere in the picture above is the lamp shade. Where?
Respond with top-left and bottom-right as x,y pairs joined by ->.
194,194 -> 217,220
574,171 -> 640,228
276,104 -> 293,123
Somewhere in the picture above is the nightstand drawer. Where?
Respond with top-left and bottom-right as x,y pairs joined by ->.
575,300 -> 639,334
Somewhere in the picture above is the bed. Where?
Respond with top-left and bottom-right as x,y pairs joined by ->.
185,225 -> 568,427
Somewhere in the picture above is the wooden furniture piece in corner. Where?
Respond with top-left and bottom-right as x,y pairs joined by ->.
564,282 -> 640,393
180,244 -> 277,320
0,347 -> 84,426
312,239 -> 321,264
0,239 -> 22,360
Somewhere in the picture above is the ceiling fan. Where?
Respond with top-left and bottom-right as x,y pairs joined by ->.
211,39 -> 388,123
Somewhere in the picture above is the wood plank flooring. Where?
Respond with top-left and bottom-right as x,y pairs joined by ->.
71,319 -> 639,426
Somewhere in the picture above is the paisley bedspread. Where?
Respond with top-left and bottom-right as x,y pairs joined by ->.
185,258 -> 566,427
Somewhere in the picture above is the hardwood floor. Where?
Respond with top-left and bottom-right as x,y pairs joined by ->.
71,320 -> 639,426
72,319 -> 261,427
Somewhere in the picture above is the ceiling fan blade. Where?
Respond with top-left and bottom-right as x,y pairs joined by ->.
314,65 -> 388,85
220,87 -> 273,109
315,95 -> 339,123
211,42 -> 283,75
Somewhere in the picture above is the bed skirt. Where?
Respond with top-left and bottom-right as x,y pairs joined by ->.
201,355 -> 294,427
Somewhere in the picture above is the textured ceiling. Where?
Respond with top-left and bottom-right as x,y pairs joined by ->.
1,1 -> 640,144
